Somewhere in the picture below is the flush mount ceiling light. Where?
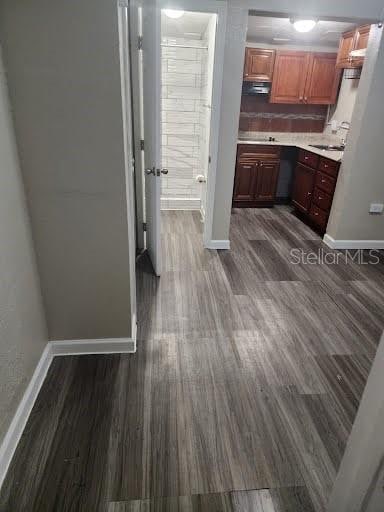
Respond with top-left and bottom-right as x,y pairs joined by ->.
291,19 -> 317,33
164,9 -> 185,19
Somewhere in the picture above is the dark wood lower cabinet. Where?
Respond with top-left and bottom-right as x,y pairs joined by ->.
291,150 -> 340,233
233,162 -> 256,202
291,163 -> 316,213
233,145 -> 281,207
256,160 -> 280,202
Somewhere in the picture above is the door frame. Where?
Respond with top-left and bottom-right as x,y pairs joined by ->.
159,0 -> 227,249
140,0 -> 227,250
118,1 -> 137,345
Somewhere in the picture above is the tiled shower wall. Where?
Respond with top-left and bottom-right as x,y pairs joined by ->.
161,37 -> 207,210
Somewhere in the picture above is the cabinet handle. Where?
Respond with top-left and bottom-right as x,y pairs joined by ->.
305,156 -> 309,160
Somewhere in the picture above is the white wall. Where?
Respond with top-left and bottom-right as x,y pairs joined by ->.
325,70 -> 360,138
0,0 -> 133,339
161,37 -> 205,210
0,46 -> 47,444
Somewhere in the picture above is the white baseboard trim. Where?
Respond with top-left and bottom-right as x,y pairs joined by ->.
50,338 -> 136,356
0,326 -> 137,489
161,197 -> 201,210
323,234 -> 384,250
0,343 -> 53,490
204,239 -> 230,250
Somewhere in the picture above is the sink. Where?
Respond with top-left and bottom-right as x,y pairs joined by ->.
309,144 -> 345,151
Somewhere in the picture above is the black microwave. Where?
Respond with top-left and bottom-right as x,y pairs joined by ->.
242,82 -> 271,95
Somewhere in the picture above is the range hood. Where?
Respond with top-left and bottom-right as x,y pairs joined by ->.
242,82 -> 271,95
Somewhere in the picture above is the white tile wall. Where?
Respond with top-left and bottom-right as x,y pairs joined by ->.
161,36 -> 208,210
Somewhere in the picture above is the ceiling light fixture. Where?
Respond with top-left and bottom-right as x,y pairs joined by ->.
164,9 -> 185,19
291,19 -> 317,33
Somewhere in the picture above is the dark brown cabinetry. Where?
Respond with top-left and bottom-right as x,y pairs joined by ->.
336,24 -> 371,68
292,150 -> 340,232
270,51 -> 340,105
243,48 -> 275,82
233,145 -> 281,207
291,163 -> 316,213
270,51 -> 309,104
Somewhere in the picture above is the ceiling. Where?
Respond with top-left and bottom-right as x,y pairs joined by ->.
161,11 -> 212,39
247,16 -> 358,47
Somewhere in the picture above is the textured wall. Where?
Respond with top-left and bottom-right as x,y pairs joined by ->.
0,47 -> 47,444
0,0 -> 132,339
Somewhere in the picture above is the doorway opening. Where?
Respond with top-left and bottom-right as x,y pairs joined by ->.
160,10 -> 217,224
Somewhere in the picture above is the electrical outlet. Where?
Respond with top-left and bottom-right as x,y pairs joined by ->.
369,203 -> 384,214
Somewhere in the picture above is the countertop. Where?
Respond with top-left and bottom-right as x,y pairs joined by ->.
237,135 -> 344,162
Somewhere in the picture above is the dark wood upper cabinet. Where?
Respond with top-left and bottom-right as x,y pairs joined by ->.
291,163 -> 316,213
243,48 -> 276,82
336,24 -> 371,68
352,25 -> 371,67
305,53 -> 341,105
271,51 -> 340,105
336,29 -> 355,68
270,51 -> 310,104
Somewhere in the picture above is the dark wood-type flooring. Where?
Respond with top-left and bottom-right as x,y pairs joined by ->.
1,207 -> 384,512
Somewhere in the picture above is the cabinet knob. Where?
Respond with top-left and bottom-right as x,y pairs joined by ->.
318,196 -> 322,200
321,179 -> 326,183
324,164 -> 328,168
305,156 -> 309,160
304,96 -> 308,102
307,192 -> 312,196
299,96 -> 303,101
315,212 -> 319,216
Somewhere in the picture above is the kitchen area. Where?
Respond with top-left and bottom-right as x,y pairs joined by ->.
233,14 -> 370,234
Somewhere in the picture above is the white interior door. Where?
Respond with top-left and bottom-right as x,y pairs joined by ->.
141,0 -> 162,276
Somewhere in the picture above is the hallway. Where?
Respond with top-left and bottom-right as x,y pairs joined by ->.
1,208 -> 383,511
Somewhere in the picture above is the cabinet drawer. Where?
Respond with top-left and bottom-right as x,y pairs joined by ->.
315,171 -> 336,195
238,144 -> 281,162
309,204 -> 328,230
312,187 -> 333,211
298,149 -> 319,169
319,157 -> 339,178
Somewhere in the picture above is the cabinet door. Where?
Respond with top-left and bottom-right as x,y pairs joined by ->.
270,51 -> 310,104
233,162 -> 257,202
336,30 -> 355,68
255,160 -> 279,202
304,53 -> 341,104
352,24 -> 371,67
244,48 -> 275,82
292,163 -> 316,213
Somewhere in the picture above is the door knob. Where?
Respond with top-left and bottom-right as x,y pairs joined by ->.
160,168 -> 168,175
145,167 -> 155,175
